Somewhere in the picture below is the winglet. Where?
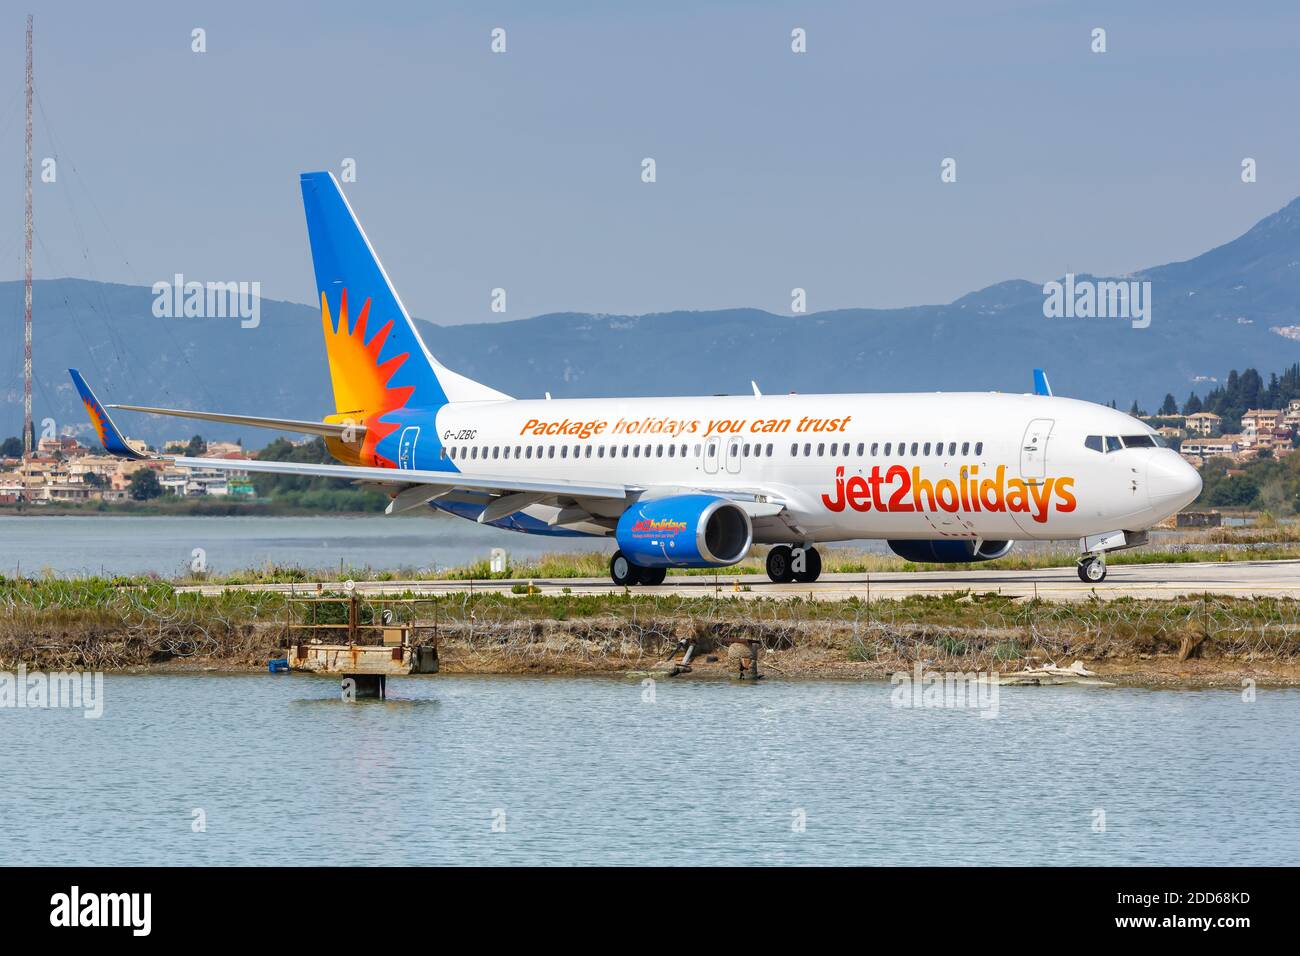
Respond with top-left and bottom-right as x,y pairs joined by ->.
1032,368 -> 1052,397
68,369 -> 148,459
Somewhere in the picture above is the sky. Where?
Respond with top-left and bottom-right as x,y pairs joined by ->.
1,0 -> 1299,325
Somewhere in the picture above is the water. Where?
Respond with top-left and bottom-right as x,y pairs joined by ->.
2,673 -> 1294,865
0,514 -> 612,577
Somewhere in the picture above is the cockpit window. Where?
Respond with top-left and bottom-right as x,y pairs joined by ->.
1121,434 -> 1156,448
1084,435 -> 1103,453
1104,436 -> 1123,452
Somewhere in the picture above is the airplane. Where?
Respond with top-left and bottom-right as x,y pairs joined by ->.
70,171 -> 1203,586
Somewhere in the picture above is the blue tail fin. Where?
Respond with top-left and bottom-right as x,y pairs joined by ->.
68,369 -> 148,459
299,172 -> 507,428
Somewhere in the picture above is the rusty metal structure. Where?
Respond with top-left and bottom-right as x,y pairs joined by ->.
283,593 -> 440,698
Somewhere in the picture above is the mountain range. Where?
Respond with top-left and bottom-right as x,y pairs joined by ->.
5,197 -> 1300,446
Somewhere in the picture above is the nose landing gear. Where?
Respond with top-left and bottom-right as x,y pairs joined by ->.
1075,529 -> 1147,584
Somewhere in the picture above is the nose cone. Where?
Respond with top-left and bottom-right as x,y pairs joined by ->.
1148,451 -> 1202,515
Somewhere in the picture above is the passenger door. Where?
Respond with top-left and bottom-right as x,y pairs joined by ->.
1020,419 -> 1053,480
398,426 -> 420,470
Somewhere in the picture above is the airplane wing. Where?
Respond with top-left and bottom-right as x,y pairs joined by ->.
107,404 -> 363,440
72,369 -> 786,526
170,454 -> 628,502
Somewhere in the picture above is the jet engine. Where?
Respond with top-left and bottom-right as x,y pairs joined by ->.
615,494 -> 752,568
886,539 -> 1014,563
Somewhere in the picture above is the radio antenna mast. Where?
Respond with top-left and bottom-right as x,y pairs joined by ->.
22,13 -> 34,455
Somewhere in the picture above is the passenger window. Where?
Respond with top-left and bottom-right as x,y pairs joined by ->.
830,443 -> 838,456
657,444 -> 664,457
693,444 -> 701,456
633,445 -> 640,458
585,446 -> 592,458
706,445 -> 714,457
817,443 -> 825,456
961,442 -> 970,455
923,442 -> 931,455
548,446 -> 556,458
765,443 -> 773,456
743,443 -> 751,456
668,444 -> 675,458
974,442 -> 984,456
883,443 -> 891,455
1085,435 -> 1103,453
910,442 -> 918,455
871,443 -> 879,456
948,442 -> 956,456
857,443 -> 864,456
471,447 -> 478,460
1105,436 -> 1122,453
804,443 -> 812,456
560,446 -> 568,458
791,443 -> 799,456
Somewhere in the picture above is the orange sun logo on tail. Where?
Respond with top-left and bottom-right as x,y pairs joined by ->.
320,288 -> 414,466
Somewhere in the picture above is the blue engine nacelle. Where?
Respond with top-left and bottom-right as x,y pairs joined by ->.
887,539 -> 1014,563
615,494 -> 753,568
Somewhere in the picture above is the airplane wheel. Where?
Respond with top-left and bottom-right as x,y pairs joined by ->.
639,567 -> 667,586
1077,556 -> 1107,583
610,551 -> 642,587
766,545 -> 795,583
793,546 -> 822,583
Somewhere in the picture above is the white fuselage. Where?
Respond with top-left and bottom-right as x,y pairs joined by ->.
420,391 -> 1202,544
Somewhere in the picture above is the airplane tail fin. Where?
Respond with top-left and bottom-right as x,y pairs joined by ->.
298,172 -> 508,428
68,369 -> 149,460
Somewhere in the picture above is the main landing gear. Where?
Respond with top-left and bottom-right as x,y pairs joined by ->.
1077,554 -> 1107,583
609,551 -> 666,587
766,545 -> 822,584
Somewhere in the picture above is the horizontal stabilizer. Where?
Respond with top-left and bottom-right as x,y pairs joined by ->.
108,404 -> 364,440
